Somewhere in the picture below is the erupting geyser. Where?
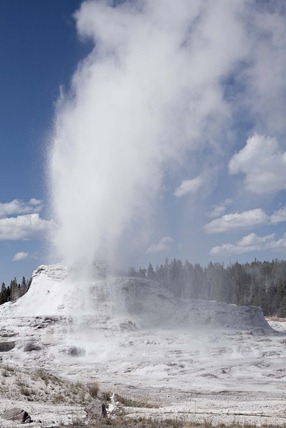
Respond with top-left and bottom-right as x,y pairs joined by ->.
48,0 -> 284,274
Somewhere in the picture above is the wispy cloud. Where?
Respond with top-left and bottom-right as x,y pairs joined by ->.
0,214 -> 52,241
210,232 -> 286,256
174,176 -> 203,198
146,236 -> 173,254
12,252 -> 30,261
205,206 -> 286,234
207,199 -> 233,219
270,207 -> 286,224
229,134 -> 286,194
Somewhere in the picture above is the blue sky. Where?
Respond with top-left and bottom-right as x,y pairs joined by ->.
0,0 -> 85,283
1,0 -> 286,283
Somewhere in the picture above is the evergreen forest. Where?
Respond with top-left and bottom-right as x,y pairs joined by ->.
129,258 -> 286,317
0,277 -> 31,305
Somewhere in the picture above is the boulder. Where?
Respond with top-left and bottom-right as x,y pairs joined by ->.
67,346 -> 86,356
2,408 -> 32,423
85,398 -> 103,420
23,341 -> 42,352
0,341 -> 15,352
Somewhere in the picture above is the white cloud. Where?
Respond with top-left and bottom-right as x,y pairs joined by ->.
207,199 -> 233,219
208,206 -> 225,219
0,199 -> 42,218
271,234 -> 286,251
204,208 -> 269,233
270,207 -> 286,224
12,252 -> 29,261
146,236 -> 173,254
0,214 -> 52,241
205,206 -> 286,234
174,176 -> 203,198
229,134 -> 286,194
210,232 -> 286,256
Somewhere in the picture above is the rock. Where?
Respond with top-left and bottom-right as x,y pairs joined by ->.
102,403 -> 107,417
112,278 -> 275,332
85,398 -> 103,419
2,408 -> 32,423
0,341 -> 15,352
23,341 -> 42,352
119,320 -> 138,331
67,346 -> 86,356
0,331 -> 17,338
21,410 -> 32,424
31,315 -> 62,329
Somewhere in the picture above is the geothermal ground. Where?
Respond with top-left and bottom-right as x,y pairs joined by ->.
0,265 -> 285,427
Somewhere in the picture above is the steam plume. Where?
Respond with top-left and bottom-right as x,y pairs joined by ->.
48,0 -> 286,270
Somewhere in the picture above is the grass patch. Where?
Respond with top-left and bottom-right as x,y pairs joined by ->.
20,385 -> 32,397
1,364 -> 14,377
59,421 -> 286,428
115,393 -> 158,408
101,390 -> 112,401
33,368 -> 68,388
53,393 -> 66,404
88,382 -> 99,398
67,416 -> 184,427
34,368 -> 50,384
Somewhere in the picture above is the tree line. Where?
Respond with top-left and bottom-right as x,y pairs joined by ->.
2,258 -> 286,317
0,277 -> 31,305
128,258 -> 286,317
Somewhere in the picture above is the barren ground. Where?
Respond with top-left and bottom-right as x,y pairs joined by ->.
0,266 -> 285,427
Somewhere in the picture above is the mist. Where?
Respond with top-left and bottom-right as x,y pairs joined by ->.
48,0 -> 286,272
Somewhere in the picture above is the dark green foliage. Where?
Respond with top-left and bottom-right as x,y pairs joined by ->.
0,282 -> 10,304
0,276 -> 31,305
129,258 -> 286,317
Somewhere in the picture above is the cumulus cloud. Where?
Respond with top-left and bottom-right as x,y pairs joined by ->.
174,176 -> 203,198
146,236 -> 173,254
205,208 -> 269,233
12,252 -> 29,261
0,214 -> 52,241
0,199 -> 42,218
205,206 -> 286,234
210,232 -> 286,256
229,134 -> 286,194
210,233 -> 275,255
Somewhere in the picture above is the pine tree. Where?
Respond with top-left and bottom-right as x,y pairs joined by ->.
0,283 -> 7,304
10,278 -> 19,301
147,263 -> 155,280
